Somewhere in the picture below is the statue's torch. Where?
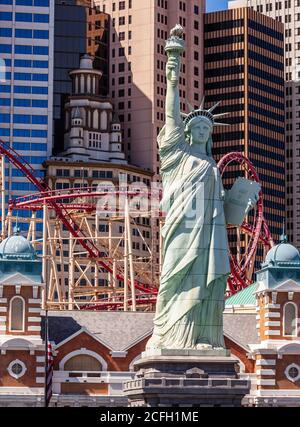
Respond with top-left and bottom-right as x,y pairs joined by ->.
165,24 -> 185,82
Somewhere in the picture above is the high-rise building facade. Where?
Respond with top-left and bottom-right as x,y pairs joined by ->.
53,0 -> 109,154
228,0 -> 300,247
0,0 -> 54,200
204,8 -> 285,254
95,0 -> 205,176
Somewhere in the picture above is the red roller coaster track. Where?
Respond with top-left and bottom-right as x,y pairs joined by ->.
0,140 -> 273,307
218,152 -> 273,295
0,140 -> 158,301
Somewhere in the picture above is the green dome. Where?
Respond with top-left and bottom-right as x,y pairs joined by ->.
265,242 -> 300,265
0,231 -> 35,260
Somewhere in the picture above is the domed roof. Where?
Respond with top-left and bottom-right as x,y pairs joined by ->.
265,240 -> 300,265
0,228 -> 35,260
79,54 -> 93,70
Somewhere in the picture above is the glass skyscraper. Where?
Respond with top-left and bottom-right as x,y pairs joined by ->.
0,0 -> 54,203
204,7 -> 285,265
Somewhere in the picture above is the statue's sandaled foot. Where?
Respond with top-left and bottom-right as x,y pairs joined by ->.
196,343 -> 213,350
146,334 -> 163,350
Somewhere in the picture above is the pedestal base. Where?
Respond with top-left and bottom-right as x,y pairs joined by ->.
123,349 -> 250,407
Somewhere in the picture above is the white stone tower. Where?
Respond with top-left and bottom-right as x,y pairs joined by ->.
61,54 -> 127,164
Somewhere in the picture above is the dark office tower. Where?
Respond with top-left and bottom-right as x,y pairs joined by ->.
204,8 -> 285,259
53,0 -> 109,154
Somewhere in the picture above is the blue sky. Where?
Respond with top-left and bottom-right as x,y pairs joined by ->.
206,0 -> 228,12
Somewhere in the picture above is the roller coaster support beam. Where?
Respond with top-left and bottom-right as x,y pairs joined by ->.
125,197 -> 136,312
42,202 -> 48,310
1,155 -> 5,241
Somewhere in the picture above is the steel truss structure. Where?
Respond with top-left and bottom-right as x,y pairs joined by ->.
0,140 -> 274,310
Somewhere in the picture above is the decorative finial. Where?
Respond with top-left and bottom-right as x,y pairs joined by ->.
12,212 -> 20,235
13,225 -> 21,235
280,221 -> 288,243
72,106 -> 82,119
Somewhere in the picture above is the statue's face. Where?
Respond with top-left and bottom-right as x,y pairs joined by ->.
190,119 -> 212,145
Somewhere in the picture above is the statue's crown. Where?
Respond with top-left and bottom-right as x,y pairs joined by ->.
182,98 -> 229,129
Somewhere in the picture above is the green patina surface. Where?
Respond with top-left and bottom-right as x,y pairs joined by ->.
225,283 -> 257,306
147,25 -> 260,351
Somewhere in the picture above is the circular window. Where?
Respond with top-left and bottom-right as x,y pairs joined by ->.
12,362 -> 23,375
285,364 -> 300,383
7,360 -> 27,379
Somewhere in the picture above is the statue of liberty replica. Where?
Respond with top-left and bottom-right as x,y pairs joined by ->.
147,25 -> 231,351
124,26 -> 257,407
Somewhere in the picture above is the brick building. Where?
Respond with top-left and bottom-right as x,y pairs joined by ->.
0,231 -> 299,406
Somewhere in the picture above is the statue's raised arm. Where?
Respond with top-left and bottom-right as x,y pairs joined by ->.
165,25 -> 185,135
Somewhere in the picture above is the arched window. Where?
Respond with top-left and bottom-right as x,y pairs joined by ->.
93,110 -> 99,129
100,111 -> 107,130
9,297 -> 25,332
284,303 -> 297,336
64,355 -> 102,372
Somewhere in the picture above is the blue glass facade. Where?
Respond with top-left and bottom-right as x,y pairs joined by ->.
0,0 -> 53,208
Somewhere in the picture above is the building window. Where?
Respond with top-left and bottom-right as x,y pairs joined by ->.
283,302 -> 297,336
64,355 -> 102,372
285,364 -> 300,383
119,16 -> 125,25
9,296 -> 25,332
61,349 -> 108,372
119,1 -> 125,10
266,3 -> 273,12
7,360 -> 27,379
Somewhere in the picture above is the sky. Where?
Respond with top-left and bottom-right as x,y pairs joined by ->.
206,0 -> 229,12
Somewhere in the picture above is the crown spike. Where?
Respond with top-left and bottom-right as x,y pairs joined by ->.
187,101 -> 194,112
208,101 -> 221,113
199,96 -> 205,110
182,99 -> 229,128
213,112 -> 230,118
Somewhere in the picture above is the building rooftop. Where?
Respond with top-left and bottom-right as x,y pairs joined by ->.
225,283 -> 257,307
0,228 -> 36,261
265,241 -> 300,266
42,310 -> 259,351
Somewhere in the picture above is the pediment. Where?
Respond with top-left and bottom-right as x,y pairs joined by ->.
55,327 -> 113,351
0,272 -> 41,286
272,278 -> 300,292
278,342 -> 300,355
256,278 -> 300,293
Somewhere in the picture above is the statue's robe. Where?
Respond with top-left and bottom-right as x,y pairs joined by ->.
152,123 -> 231,349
